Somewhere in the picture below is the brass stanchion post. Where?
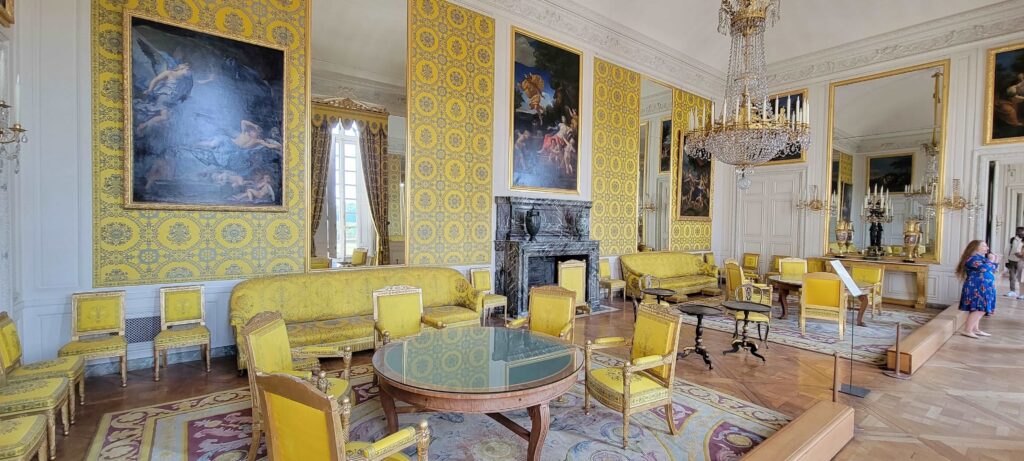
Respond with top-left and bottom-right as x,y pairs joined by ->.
883,322 -> 911,380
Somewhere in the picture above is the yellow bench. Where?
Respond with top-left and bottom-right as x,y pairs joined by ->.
619,251 -> 718,299
229,267 -> 484,370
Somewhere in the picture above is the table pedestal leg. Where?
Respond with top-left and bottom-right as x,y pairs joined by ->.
723,313 -> 765,362
526,403 -> 550,461
678,315 -> 713,369
379,382 -> 399,433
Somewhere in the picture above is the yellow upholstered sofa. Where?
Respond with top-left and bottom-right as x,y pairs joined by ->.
229,267 -> 484,370
619,251 -> 718,299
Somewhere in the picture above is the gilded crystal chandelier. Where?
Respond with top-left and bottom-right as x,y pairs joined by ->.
684,0 -> 810,190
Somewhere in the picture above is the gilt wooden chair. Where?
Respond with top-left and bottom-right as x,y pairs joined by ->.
469,268 -> 507,323
58,291 -> 128,387
558,259 -> 590,314
153,285 -> 211,382
506,286 -> 576,344
598,258 -> 626,302
0,353 -> 71,460
800,272 -> 849,339
851,264 -> 884,318
0,312 -> 84,411
0,416 -> 48,461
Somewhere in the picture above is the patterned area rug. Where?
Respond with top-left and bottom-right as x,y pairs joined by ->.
678,296 -> 938,365
86,358 -> 789,460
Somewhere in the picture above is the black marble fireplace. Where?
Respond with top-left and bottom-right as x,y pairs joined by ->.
494,197 -> 601,317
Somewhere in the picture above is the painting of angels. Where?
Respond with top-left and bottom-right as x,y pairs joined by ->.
125,15 -> 285,210
510,28 -> 582,193
986,42 -> 1024,144
678,134 -> 713,220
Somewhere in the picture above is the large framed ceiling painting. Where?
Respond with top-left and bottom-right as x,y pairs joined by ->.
510,28 -> 582,194
985,41 -> 1024,145
763,89 -> 807,165
677,133 -> 713,221
124,14 -> 286,211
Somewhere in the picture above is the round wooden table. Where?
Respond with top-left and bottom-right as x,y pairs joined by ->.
372,327 -> 582,461
720,301 -> 772,362
766,275 -> 873,326
675,304 -> 721,370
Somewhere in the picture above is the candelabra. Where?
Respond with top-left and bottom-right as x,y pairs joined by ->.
938,179 -> 982,218
795,185 -> 829,213
0,101 -> 27,174
861,184 -> 893,259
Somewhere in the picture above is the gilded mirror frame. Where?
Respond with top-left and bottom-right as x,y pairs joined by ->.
824,59 -> 950,264
303,0 -> 412,271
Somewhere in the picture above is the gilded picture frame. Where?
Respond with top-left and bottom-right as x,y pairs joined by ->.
984,41 -> 1024,145
866,152 -> 914,193
509,27 -> 582,194
0,0 -> 13,27
676,131 -> 714,222
123,13 -> 288,212
763,88 -> 807,165
658,117 -> 672,173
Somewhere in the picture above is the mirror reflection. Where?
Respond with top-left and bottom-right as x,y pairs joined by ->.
309,0 -> 408,270
827,62 -> 947,262
637,79 -> 673,251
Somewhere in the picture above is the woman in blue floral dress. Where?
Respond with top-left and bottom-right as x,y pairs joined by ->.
955,240 -> 1000,338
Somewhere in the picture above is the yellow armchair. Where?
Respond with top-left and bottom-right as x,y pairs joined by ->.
851,264 -> 884,318
350,248 -> 369,266
598,258 -> 626,302
583,305 -> 682,448
153,285 -> 211,382
470,267 -> 507,323
0,312 -> 85,410
558,259 -> 590,314
725,263 -> 773,344
241,312 -> 353,461
800,272 -> 849,339
762,254 -> 789,280
506,286 -> 576,344
254,372 -> 430,461
373,286 -> 444,348
58,291 -> 128,388
741,253 -> 761,282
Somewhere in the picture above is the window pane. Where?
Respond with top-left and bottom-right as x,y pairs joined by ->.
344,201 -> 357,214
346,227 -> 357,239
344,171 -> 357,185
344,144 -> 357,156
345,185 -> 357,198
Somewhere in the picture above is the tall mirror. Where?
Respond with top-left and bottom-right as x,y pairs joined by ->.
637,78 -> 673,251
309,0 -> 408,270
827,60 -> 949,263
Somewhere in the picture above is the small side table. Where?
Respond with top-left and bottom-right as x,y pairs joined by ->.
675,304 -> 721,370
639,287 -> 678,318
721,301 -> 771,363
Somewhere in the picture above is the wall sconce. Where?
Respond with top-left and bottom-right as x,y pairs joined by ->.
938,179 -> 982,218
796,185 -> 828,213
0,101 -> 27,174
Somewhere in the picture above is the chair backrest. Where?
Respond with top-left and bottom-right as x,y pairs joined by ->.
557,259 -> 587,307
0,312 -> 22,373
779,258 -> 808,279
70,291 -> 126,340
806,258 -> 826,273
741,253 -> 760,271
160,285 -> 205,330
631,305 -> 682,383
769,255 -> 788,272
242,311 -> 296,428
372,285 -> 424,341
801,272 -> 845,309
469,267 -> 493,293
735,283 -> 771,306
527,286 -> 576,341
724,262 -> 748,301
351,248 -> 368,266
851,264 -> 884,285
255,373 -> 346,461
599,259 -> 612,280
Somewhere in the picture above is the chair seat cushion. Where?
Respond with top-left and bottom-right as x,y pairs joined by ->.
422,306 -> 479,327
9,356 -> 84,383
600,279 -> 626,290
286,316 -> 374,348
58,335 -> 126,359
733,311 -> 771,323
346,441 -> 410,461
586,367 -> 670,409
154,325 -> 210,348
0,378 -> 69,414
482,294 -> 507,308
0,415 -> 46,459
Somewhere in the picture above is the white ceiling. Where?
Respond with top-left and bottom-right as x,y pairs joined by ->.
575,0 -> 1003,71
310,0 -> 407,88
833,65 -> 942,149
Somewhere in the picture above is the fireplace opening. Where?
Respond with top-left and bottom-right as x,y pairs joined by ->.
526,255 -> 589,290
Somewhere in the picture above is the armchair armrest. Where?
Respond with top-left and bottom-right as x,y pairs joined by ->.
349,421 -> 431,461
421,317 -> 447,329
627,354 -> 672,373
557,322 -> 573,339
592,336 -> 628,346
506,316 -> 529,329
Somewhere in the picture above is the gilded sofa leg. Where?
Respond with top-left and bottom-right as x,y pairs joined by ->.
60,398 -> 69,435
153,346 -> 161,382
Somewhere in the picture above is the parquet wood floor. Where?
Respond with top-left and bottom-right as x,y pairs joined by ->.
54,288 -> 1024,460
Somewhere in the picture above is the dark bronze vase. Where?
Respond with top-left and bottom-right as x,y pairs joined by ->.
525,209 -> 541,241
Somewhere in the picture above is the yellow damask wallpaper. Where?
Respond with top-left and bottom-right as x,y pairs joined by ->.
92,0 -> 308,286
590,59 -> 641,256
407,0 -> 495,265
669,88 -> 713,251
386,153 -> 405,239
839,151 -> 853,184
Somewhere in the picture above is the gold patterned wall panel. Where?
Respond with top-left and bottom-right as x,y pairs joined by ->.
92,0 -> 308,286
386,153 -> 405,239
669,89 -> 713,251
407,0 -> 495,265
840,151 -> 853,184
589,59 -> 641,256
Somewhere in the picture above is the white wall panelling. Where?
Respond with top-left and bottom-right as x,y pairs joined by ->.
735,170 -> 802,275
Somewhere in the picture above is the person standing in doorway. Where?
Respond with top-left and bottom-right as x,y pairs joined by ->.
1007,227 -> 1024,299
956,240 -> 999,339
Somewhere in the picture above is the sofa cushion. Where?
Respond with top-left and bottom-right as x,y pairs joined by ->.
661,275 -> 716,289
286,316 -> 375,348
422,306 -> 479,328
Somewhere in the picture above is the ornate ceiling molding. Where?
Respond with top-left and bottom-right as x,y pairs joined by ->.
766,1 -> 1024,86
311,69 -> 407,116
452,0 -> 725,97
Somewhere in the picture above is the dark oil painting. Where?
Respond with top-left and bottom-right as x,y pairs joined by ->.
989,44 -> 1024,143
659,118 -> 672,173
511,29 -> 581,193
126,16 -> 285,209
678,135 -> 712,220
868,154 -> 913,193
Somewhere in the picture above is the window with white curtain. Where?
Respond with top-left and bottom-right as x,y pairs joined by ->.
327,125 -> 374,259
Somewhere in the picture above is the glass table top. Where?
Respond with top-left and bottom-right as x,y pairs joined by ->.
372,327 -> 582,394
